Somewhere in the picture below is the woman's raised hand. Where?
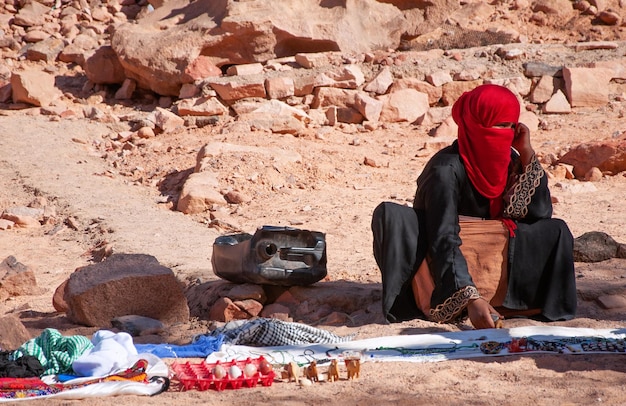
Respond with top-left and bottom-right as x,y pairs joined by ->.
512,122 -> 534,165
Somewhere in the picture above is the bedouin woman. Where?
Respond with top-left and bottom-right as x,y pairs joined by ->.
371,84 -> 577,329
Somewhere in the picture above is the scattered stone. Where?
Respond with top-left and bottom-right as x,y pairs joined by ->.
260,303 -> 291,321
542,89 -> 571,114
84,46 -> 126,85
209,297 -> 250,322
0,219 -> 15,230
137,126 -> 155,139
529,75 -> 557,104
226,63 -> 264,76
179,83 -> 200,99
559,139 -> 626,178
364,66 -> 393,95
389,78 -> 442,106
379,88 -> 429,123
177,172 -> 224,214
426,70 -> 453,87
295,52 -> 333,69
114,78 -> 137,100
0,315 -> 31,351
596,295 -> 626,310
206,78 -> 267,101
176,96 -> 229,116
10,70 -> 62,107
183,55 -> 222,83
364,157 -> 379,167
111,315 -> 166,336
0,256 -> 40,299
563,67 -> 613,107
1,206 -> 43,228
265,76 -> 295,99
224,190 -> 251,205
25,37 -> 65,62
354,92 -> 383,122
153,107 -> 185,133
584,167 -> 603,181
596,11 -> 621,25
232,299 -> 264,318
572,41 -> 619,51
227,284 -> 267,303
523,62 -> 562,78
573,231 -> 623,263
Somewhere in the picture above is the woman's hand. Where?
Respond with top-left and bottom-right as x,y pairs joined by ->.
467,297 -> 502,329
511,122 -> 534,166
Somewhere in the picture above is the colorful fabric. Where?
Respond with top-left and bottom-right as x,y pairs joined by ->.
452,84 -> 520,218
63,359 -> 148,389
0,358 -> 169,401
11,329 -> 93,376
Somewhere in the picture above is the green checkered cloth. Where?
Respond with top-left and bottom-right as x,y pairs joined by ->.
11,328 -> 94,376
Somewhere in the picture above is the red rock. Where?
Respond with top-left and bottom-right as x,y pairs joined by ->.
0,256 -> 40,297
52,279 -> 69,312
183,55 -> 222,83
64,253 -> 190,327
10,70 -> 61,107
0,315 -> 31,351
84,46 -> 126,85
559,139 -> 626,178
233,299 -> 263,317
260,303 -> 292,321
209,297 -> 249,322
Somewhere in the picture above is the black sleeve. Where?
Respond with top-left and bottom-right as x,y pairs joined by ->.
415,160 -> 475,310
503,154 -> 553,222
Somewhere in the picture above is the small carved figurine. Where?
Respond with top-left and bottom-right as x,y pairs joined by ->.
346,359 -> 360,380
491,314 -> 504,329
327,359 -> 340,382
283,361 -> 300,384
304,361 -> 319,382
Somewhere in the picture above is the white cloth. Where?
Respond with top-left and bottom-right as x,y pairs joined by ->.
72,330 -> 139,377
206,326 -> 626,366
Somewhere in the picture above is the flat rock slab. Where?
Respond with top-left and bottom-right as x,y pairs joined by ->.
65,253 -> 189,327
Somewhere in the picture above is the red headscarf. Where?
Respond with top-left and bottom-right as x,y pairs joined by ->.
452,84 -> 520,219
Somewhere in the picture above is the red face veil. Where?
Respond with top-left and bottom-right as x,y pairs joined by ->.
452,84 -> 521,218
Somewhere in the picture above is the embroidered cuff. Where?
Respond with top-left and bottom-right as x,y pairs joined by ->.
429,285 -> 480,323
503,154 -> 544,219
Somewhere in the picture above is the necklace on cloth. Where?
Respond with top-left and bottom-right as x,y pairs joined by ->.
374,343 -> 479,357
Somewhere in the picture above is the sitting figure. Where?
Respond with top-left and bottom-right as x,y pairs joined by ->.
371,84 -> 577,329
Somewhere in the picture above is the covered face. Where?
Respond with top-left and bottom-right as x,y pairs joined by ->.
452,84 -> 520,218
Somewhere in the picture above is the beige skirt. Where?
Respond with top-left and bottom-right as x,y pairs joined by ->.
411,218 -> 510,317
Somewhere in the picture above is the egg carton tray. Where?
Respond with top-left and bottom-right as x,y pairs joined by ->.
171,356 -> 276,391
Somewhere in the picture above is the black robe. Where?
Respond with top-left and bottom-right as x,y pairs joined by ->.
372,141 -> 577,323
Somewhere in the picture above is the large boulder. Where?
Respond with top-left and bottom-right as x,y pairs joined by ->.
64,253 -> 190,327
111,0 -> 408,95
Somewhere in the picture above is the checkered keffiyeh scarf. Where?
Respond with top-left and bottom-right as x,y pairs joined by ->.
11,328 -> 93,376
206,318 -> 354,347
